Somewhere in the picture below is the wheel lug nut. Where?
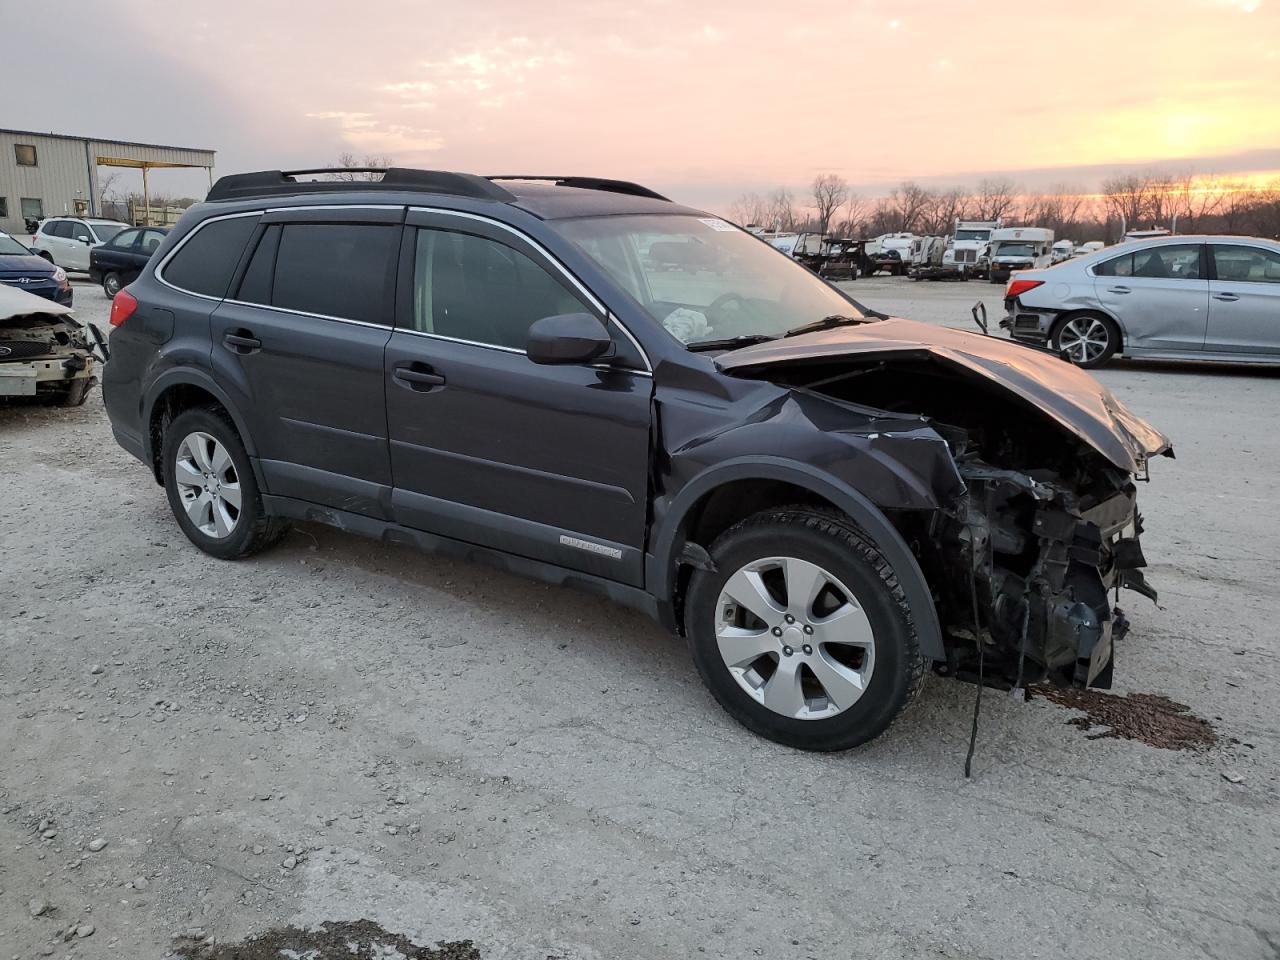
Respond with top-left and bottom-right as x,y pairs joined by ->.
771,627 -> 782,637
803,625 -> 813,634
802,644 -> 813,655
782,646 -> 794,656
784,614 -> 795,624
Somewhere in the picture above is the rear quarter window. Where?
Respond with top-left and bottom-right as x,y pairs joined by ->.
162,215 -> 261,298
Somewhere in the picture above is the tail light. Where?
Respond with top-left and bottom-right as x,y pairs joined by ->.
109,288 -> 138,327
1005,279 -> 1044,299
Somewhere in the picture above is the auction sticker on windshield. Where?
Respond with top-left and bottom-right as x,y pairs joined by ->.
698,218 -> 738,232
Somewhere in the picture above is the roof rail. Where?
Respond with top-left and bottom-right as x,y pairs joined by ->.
488,175 -> 670,202
206,168 -> 516,203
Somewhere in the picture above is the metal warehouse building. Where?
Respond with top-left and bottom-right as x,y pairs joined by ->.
0,128 -> 215,236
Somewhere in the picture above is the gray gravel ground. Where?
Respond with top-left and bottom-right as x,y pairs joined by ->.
1,277 -> 1277,959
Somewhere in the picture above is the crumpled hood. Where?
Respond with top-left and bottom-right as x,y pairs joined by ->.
715,318 -> 1172,474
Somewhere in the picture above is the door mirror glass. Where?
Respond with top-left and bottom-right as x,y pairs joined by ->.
526,313 -> 615,365
77,235 -> 91,244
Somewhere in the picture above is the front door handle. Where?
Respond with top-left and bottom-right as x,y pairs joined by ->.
1213,292 -> 1240,302
393,363 -> 446,391
223,329 -> 261,354
1107,286 -> 1132,294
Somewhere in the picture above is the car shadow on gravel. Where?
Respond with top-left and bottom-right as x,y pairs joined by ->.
173,919 -> 480,960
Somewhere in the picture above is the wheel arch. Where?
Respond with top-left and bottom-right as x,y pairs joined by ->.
143,370 -> 262,488
1053,307 -> 1126,351
649,457 -> 946,661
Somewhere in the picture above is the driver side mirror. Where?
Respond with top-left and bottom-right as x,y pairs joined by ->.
526,313 -> 615,365
77,235 -> 92,244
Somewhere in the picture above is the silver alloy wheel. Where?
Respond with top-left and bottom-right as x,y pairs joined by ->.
103,273 -> 121,298
174,431 -> 241,539
1057,316 -> 1111,364
715,556 -> 876,720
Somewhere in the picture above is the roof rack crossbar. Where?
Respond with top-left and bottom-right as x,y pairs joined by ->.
206,168 -> 516,203
488,175 -> 669,202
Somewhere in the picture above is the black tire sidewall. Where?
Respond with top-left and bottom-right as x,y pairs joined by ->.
162,409 -> 265,559
103,273 -> 120,298
686,517 -> 918,751
1051,312 -> 1119,368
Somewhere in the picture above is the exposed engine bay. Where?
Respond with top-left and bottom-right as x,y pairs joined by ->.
0,286 -> 107,405
718,321 -> 1173,691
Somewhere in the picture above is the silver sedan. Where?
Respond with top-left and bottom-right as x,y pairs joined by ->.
1000,235 -> 1280,367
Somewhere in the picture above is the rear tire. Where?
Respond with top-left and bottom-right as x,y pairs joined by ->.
102,272 -> 122,299
1050,312 -> 1120,368
684,506 -> 926,751
161,407 -> 288,560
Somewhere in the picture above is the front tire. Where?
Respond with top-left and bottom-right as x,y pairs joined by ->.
684,507 -> 926,751
161,408 -> 288,559
102,272 -> 122,299
1050,312 -> 1120,368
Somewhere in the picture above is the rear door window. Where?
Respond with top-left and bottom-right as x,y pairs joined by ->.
162,215 -> 260,298
270,223 -> 399,325
1133,244 -> 1202,279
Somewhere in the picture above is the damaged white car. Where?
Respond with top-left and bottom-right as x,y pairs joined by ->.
0,284 -> 107,407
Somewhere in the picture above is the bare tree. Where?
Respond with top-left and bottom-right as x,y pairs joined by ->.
920,187 -> 972,235
326,152 -> 395,181
1244,178 -> 1280,238
832,193 -> 868,238
729,191 -> 771,228
974,177 -> 1019,221
1101,174 -> 1157,235
766,187 -> 798,232
1169,174 -> 1226,234
882,181 -> 933,233
810,174 -> 849,236
98,170 -> 124,205
1021,183 -> 1091,237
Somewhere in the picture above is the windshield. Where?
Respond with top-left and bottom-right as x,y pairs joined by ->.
994,242 -> 1036,258
89,223 -> 125,243
954,229 -> 990,241
0,233 -> 34,256
554,215 -> 861,346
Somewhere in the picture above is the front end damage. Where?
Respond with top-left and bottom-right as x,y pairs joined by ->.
942,448 -> 1153,689
0,285 -> 107,404
717,318 -> 1172,691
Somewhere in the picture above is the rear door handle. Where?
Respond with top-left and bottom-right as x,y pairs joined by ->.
1213,292 -> 1240,302
222,329 -> 261,354
393,363 -> 446,390
1107,286 -> 1132,294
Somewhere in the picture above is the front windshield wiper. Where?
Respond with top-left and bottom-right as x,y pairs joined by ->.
686,334 -> 779,352
783,314 -> 867,338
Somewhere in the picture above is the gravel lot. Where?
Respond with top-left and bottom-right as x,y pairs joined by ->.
2,276 -> 1277,959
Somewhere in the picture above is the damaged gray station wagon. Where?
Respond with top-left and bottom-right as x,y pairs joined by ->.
102,168 -> 1171,750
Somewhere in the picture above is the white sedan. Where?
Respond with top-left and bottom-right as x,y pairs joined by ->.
1001,235 -> 1280,367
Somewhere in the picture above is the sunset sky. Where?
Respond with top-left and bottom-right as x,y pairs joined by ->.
9,0 -> 1279,213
